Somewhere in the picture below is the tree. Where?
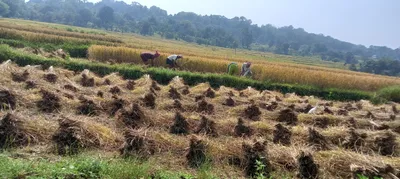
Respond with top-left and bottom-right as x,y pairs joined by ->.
241,27 -> 252,49
359,60 -> 375,73
1,0 -> 25,17
359,57 -> 400,76
176,21 -> 195,39
349,64 -> 357,71
311,43 -> 327,54
289,42 -> 300,51
97,6 -> 114,29
298,45 -> 310,56
140,21 -> 153,36
232,41 -> 239,54
320,54 -> 327,61
77,8 -> 93,26
0,1 -> 10,17
345,52 -> 357,65
275,43 -> 290,55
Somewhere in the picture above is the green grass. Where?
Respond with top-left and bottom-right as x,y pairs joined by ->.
0,152 -> 198,179
357,174 -> 383,179
0,151 -> 295,179
371,85 -> 400,104
0,44 -> 372,101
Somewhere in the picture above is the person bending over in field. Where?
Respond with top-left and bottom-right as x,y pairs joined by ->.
140,51 -> 160,66
166,54 -> 183,69
227,62 -> 239,75
240,62 -> 253,77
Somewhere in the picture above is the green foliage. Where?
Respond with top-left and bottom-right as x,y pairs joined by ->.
102,158 -> 151,178
0,153 -> 197,178
357,174 -> 383,179
98,6 -> 114,30
75,160 -> 103,178
374,85 -> 400,103
140,21 -> 153,36
0,1 -> 10,17
62,43 -> 89,58
66,27 -> 74,32
241,27 -> 253,49
275,43 -> 290,55
152,171 -> 195,179
255,159 -> 268,179
1,0 -> 25,18
0,38 -> 26,48
0,44 -> 373,101
359,57 -> 400,77
0,154 -> 104,178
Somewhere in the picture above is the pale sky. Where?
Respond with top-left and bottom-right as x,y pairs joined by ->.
88,0 -> 400,49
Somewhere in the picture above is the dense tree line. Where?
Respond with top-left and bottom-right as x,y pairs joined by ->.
1,0 -> 400,76
358,57 -> 400,76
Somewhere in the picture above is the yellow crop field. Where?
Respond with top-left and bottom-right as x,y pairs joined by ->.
2,18 -> 400,91
88,45 -> 400,91
0,22 -> 122,43
0,28 -> 94,44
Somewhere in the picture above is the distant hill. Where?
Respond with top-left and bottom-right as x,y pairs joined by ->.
2,0 -> 400,64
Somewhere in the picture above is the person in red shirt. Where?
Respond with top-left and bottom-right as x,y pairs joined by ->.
140,51 -> 160,66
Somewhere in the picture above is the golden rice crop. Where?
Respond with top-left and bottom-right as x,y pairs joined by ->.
88,45 -> 400,91
0,28 -> 116,45
0,23 -> 122,43
5,18 -> 400,91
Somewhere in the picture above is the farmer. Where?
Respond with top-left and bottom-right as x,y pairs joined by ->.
140,51 -> 160,66
240,62 -> 252,77
227,62 -> 239,75
166,54 -> 183,68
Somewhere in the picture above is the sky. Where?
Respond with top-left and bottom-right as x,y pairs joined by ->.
86,0 -> 400,49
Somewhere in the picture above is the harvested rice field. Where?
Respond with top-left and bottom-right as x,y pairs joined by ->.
0,61 -> 399,178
